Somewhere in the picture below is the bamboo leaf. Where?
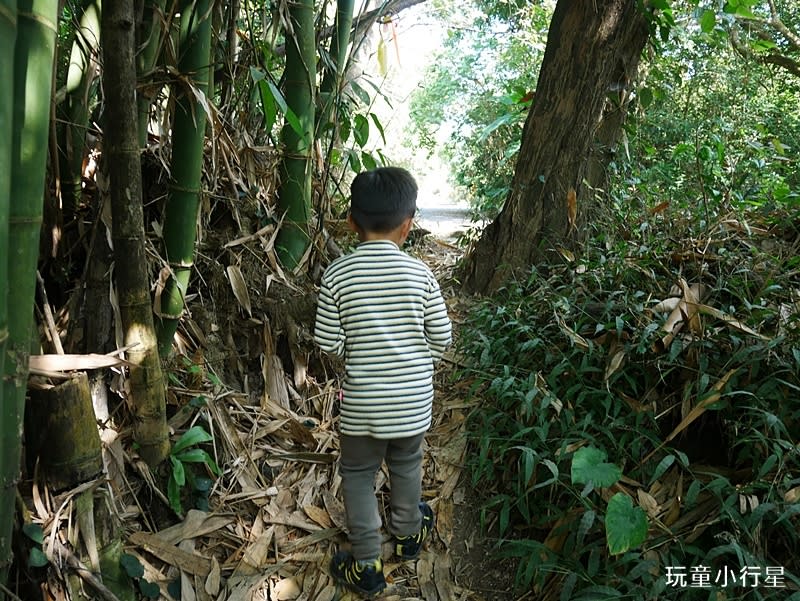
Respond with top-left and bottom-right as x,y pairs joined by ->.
23,523 -> 44,544
121,553 -> 145,578
699,9 -> 715,33
353,114 -> 369,148
226,264 -> 252,316
170,455 -> 185,487
173,425 -> 213,454
266,79 -> 305,140
369,113 -> 387,144
28,548 -> 49,568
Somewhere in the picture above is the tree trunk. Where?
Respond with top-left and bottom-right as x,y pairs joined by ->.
1,0 -> 58,591
155,0 -> 213,357
275,0 -> 315,270
462,0 -> 649,294
101,0 -> 170,468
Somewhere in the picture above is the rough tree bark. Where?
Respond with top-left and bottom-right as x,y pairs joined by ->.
462,0 -> 650,294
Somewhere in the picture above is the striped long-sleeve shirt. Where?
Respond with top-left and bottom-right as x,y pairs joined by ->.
314,240 -> 452,438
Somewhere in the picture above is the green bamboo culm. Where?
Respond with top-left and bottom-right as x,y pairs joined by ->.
101,0 -> 170,468
318,0 -> 354,128
57,0 -> 100,217
136,0 -> 167,148
0,0 -> 17,589
155,0 -> 213,357
275,0 -> 315,270
1,0 -> 58,592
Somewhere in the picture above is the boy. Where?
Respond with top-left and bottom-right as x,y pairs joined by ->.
314,167 -> 452,596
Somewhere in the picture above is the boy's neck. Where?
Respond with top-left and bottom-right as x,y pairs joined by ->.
359,231 -> 404,246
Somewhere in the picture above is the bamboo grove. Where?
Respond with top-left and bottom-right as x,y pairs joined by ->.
0,0 -> 420,596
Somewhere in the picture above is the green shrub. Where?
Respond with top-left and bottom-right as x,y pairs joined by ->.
458,218 -> 800,598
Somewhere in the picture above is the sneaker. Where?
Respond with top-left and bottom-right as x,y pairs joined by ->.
330,551 -> 386,597
393,502 -> 435,559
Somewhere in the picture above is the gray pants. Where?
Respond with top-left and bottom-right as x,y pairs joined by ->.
339,433 -> 425,560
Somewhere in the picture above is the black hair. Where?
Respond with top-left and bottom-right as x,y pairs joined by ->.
349,166 -> 418,233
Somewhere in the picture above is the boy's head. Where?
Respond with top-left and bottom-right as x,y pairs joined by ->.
349,167 -> 417,235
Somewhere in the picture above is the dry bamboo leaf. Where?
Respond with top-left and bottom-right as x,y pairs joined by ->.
224,223 -> 275,248
274,577 -> 301,600
322,490 -> 347,531
283,528 -> 340,553
604,350 -> 626,382
178,540 -> 198,601
285,418 -> 317,448
129,531 -> 212,577
434,552 -> 455,601
28,353 -> 128,372
555,313 -> 589,351
650,297 -> 681,313
313,585 -> 336,601
205,556 -> 221,596
662,497 -> 681,527
235,527 -> 275,576
416,554 -> 438,601
696,304 -> 769,339
156,510 -> 234,545
435,500 -> 454,548
566,187 -> 577,231
302,505 -> 333,529
226,264 -> 253,317
636,489 -> 660,518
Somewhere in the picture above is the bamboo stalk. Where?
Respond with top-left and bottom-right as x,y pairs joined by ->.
1,0 -> 58,592
101,0 -> 170,467
155,0 -> 214,357
275,0 -> 315,270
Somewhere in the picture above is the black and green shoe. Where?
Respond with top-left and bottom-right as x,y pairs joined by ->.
393,502 -> 435,560
330,551 -> 386,597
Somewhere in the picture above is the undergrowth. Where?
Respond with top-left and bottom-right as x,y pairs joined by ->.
457,206 -> 800,600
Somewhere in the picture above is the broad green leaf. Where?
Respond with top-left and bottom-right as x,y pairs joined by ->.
354,114 -> 370,148
23,523 -> 44,544
170,455 -> 185,487
28,547 -> 49,568
168,474 -> 183,515
139,580 -> 161,599
699,9 -> 715,33
349,80 -> 371,106
121,553 -> 145,579
571,446 -> 622,488
176,449 -> 221,475
605,492 -> 648,554
752,39 -> 777,52
173,426 -> 213,454
361,151 -> 377,171
347,149 -> 361,173
257,80 -> 276,133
